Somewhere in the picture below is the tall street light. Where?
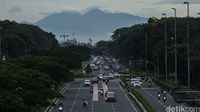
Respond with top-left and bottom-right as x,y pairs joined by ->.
184,1 -> 190,88
172,8 -> 178,86
162,13 -> 168,81
0,27 -> 2,59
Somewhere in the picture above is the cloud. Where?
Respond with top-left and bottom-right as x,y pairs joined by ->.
142,8 -> 155,12
38,12 -> 53,16
8,5 -> 21,15
156,0 -> 200,4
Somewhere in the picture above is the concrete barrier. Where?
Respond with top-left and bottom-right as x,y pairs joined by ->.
44,82 -> 71,112
129,92 -> 147,112
119,79 -> 147,112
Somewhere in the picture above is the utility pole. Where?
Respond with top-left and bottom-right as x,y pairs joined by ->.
162,13 -> 168,81
0,27 -> 2,59
172,8 -> 178,86
145,33 -> 148,76
184,1 -> 190,88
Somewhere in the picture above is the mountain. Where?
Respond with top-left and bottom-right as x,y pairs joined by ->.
36,8 -> 147,42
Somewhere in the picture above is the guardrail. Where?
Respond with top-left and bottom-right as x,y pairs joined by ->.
44,82 -> 71,112
119,79 -> 147,112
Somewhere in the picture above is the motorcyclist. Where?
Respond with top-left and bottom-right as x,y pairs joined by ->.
100,89 -> 104,96
90,87 -> 93,94
163,90 -> 166,94
58,102 -> 63,112
157,91 -> 161,100
148,81 -> 151,88
163,94 -> 166,102
83,99 -> 88,107
105,80 -> 108,84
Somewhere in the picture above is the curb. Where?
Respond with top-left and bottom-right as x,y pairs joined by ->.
44,82 -> 71,112
128,92 -> 147,112
119,79 -> 147,112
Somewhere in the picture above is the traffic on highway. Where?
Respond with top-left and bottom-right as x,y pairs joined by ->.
1,1 -> 200,112
48,56 -> 189,112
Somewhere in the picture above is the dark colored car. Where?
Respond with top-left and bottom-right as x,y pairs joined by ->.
91,77 -> 99,83
102,76 -> 109,82
105,91 -> 116,102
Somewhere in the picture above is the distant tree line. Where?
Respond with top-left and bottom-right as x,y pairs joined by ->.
0,20 -> 92,111
96,17 -> 200,89
0,20 -> 59,58
0,45 -> 91,112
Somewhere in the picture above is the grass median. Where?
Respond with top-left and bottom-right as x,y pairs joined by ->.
120,76 -> 156,112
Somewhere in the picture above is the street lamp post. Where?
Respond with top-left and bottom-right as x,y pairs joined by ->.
172,8 -> 178,86
184,1 -> 190,88
162,13 -> 168,81
17,37 -> 27,53
0,27 -> 2,59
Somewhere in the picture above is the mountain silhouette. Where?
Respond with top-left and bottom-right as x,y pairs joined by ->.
36,8 -> 147,42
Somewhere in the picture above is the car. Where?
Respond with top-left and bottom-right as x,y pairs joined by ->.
114,72 -> 120,77
98,74 -> 104,80
93,66 -> 99,70
91,77 -> 98,83
103,75 -> 109,82
108,73 -> 114,79
131,80 -> 141,88
135,77 -> 142,82
105,66 -> 110,70
130,78 -> 142,87
83,80 -> 91,86
105,91 -> 116,102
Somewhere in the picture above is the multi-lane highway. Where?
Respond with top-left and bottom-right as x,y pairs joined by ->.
135,79 -> 185,112
49,68 -> 142,112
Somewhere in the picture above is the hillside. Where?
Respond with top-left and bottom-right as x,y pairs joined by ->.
0,20 -> 59,57
36,8 -> 147,42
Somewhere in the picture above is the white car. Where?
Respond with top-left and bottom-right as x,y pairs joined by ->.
84,80 -> 91,86
132,81 -> 141,88
109,73 -> 114,79
131,78 -> 142,87
114,72 -> 120,77
98,74 -> 104,80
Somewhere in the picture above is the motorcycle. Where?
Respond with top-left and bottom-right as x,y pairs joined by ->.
158,93 -> 161,100
100,89 -> 104,96
148,82 -> 151,88
163,95 -> 166,102
58,103 -> 63,112
90,87 -> 93,94
83,100 -> 88,107
105,80 -> 108,85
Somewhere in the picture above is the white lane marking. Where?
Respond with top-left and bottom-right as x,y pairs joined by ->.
141,88 -> 160,90
68,87 -> 120,90
112,104 -> 116,111
125,94 -> 138,112
69,83 -> 82,112
117,82 -> 124,92
93,83 -> 99,101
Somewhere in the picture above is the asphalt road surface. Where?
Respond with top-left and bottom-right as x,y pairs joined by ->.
134,80 -> 186,112
49,70 -> 142,112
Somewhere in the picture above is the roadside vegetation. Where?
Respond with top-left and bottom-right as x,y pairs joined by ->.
96,17 -> 200,89
0,21 -> 92,112
120,76 -> 156,112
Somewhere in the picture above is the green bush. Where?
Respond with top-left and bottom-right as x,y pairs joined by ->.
120,76 -> 155,112
131,89 -> 156,112
152,77 -> 175,90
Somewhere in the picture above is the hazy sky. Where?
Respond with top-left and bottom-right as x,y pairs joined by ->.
0,0 -> 200,23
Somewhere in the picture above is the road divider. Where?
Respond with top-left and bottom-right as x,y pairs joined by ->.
44,82 -> 71,112
92,83 -> 99,101
119,77 -> 156,112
